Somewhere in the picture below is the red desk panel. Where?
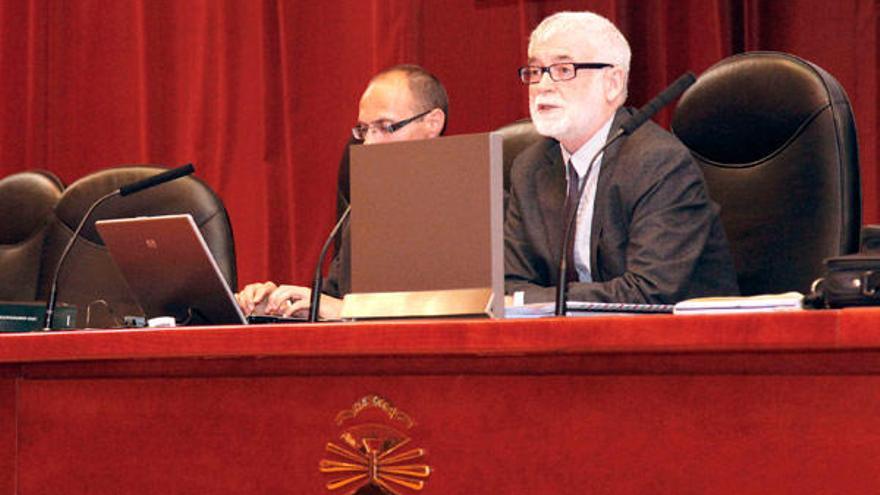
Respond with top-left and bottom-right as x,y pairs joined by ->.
1,309 -> 879,494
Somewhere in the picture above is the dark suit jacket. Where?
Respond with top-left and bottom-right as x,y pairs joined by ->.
505,107 -> 739,304
323,224 -> 350,299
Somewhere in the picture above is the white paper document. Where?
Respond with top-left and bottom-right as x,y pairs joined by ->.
672,292 -> 805,315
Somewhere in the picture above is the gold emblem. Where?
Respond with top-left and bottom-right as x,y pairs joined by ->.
319,395 -> 431,495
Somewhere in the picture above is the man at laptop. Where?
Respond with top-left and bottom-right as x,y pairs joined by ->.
505,11 -> 738,304
236,64 -> 449,319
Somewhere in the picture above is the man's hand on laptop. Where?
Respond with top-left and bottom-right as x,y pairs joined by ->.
264,285 -> 342,320
235,281 -> 278,316
235,282 -> 342,320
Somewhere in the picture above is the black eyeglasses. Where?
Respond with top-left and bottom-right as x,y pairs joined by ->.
518,62 -> 613,84
352,109 -> 433,140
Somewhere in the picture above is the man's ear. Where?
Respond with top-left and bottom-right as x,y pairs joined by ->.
604,67 -> 627,103
424,108 -> 446,138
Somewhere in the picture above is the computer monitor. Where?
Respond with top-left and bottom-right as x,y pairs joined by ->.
348,132 -> 504,317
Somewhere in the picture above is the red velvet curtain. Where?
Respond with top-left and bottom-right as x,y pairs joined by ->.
0,0 -> 876,288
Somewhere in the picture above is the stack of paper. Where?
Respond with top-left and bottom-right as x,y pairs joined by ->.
672,292 -> 804,315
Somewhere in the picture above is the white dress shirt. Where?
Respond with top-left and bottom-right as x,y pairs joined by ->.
560,116 -> 615,282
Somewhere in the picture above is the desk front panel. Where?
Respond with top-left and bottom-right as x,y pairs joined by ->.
2,310 -> 880,494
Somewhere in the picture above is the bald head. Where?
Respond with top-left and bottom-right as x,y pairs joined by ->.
356,65 -> 448,144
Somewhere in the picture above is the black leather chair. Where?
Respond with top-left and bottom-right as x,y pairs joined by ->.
671,52 -> 861,295
493,118 -> 543,208
37,166 -> 236,328
0,170 -> 65,301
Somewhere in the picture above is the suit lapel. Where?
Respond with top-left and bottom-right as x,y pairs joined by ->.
535,141 -> 567,256
590,107 -> 631,279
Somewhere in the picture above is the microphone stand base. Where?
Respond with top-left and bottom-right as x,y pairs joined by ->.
1,302 -> 77,332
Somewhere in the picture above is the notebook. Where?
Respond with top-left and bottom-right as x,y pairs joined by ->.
96,214 -> 301,326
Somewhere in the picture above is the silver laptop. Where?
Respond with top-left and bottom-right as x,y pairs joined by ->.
95,214 -> 248,326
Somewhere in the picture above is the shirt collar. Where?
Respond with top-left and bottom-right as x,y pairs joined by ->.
560,115 -> 616,178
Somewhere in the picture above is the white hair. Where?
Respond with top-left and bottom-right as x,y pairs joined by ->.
529,11 -> 631,76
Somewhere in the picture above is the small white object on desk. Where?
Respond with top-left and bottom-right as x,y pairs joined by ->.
147,316 -> 177,328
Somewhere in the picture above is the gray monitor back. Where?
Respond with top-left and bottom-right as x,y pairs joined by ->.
349,132 -> 504,316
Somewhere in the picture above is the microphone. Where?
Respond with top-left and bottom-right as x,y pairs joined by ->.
308,205 -> 351,322
554,72 -> 696,316
42,164 -> 196,330
620,72 -> 696,135
119,163 -> 195,196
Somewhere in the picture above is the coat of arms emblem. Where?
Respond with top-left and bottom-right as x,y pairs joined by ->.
319,394 -> 431,494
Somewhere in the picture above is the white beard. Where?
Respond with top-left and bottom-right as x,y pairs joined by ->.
530,96 -> 606,152
529,95 -> 577,141
531,109 -> 572,139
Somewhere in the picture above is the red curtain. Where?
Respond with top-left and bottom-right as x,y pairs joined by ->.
0,0 -> 876,288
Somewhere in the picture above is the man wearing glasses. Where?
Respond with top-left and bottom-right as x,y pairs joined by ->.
236,65 -> 448,319
505,11 -> 738,304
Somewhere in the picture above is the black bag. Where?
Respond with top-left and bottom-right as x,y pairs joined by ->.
809,255 -> 880,308
807,225 -> 880,308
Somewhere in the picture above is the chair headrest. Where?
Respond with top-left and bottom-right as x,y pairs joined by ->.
54,165 -> 226,245
494,119 -> 543,191
0,171 -> 64,244
672,52 -> 845,166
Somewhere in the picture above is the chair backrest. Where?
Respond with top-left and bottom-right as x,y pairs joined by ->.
336,136 -> 360,219
0,170 -> 65,301
37,166 -> 236,328
493,118 -> 543,208
671,51 -> 861,295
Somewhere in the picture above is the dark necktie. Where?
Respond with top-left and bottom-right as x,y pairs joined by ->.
564,161 -> 579,282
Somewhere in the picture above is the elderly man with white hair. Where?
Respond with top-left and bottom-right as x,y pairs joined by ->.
504,11 -> 738,304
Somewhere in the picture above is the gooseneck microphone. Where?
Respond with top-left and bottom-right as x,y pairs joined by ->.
553,72 -> 696,316
308,205 -> 351,322
42,163 -> 196,330
118,163 -> 195,196
620,72 -> 697,135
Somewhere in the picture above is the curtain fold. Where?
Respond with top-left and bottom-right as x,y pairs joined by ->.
0,0 -> 876,287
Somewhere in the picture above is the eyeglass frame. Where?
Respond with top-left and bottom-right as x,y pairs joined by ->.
518,62 -> 614,85
351,108 -> 435,140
